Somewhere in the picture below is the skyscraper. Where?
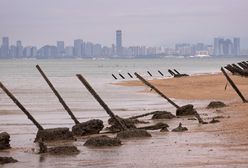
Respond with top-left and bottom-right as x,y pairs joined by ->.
16,40 -> 23,58
116,30 -> 122,56
74,39 -> 84,57
233,37 -> 240,56
1,37 -> 9,57
57,41 -> 65,57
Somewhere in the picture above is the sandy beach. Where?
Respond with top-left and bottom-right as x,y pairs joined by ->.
116,73 -> 248,167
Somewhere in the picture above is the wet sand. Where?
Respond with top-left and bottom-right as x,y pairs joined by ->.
117,73 -> 248,167
1,73 -> 248,167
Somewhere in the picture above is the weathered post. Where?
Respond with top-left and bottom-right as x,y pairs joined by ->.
158,70 -> 164,76
127,72 -> 133,78
76,74 -> 127,130
36,65 -> 80,125
0,81 -> 74,142
221,67 -> 247,103
134,72 -> 205,124
0,82 -> 44,130
168,69 -> 176,77
119,73 -> 125,79
174,69 -> 181,75
147,71 -> 153,77
134,72 -> 179,108
112,74 -> 118,80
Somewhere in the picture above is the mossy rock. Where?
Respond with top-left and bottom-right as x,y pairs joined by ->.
84,135 -> 122,147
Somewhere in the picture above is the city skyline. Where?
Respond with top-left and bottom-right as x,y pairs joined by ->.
0,30 -> 245,58
0,0 -> 248,48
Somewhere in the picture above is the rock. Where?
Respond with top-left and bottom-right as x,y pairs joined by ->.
209,118 -> 220,124
139,122 -> 169,130
172,123 -> 188,132
48,146 -> 80,155
160,127 -> 169,132
84,135 -> 122,147
38,141 -> 47,154
116,129 -> 152,139
176,104 -> 196,116
107,116 -> 137,132
0,157 -> 18,164
72,119 -> 104,136
151,111 -> 176,119
188,117 -> 197,120
35,128 -> 75,142
207,101 -> 226,109
0,132 -> 10,150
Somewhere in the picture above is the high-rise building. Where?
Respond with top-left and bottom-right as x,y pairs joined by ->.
65,46 -> 74,57
233,37 -> 240,56
16,40 -> 23,58
57,41 -> 65,57
116,30 -> 122,56
1,37 -> 9,58
74,39 -> 84,57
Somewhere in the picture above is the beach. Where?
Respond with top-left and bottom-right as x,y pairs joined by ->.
1,58 -> 248,167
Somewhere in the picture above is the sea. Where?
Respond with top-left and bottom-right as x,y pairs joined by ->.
0,57 -> 247,168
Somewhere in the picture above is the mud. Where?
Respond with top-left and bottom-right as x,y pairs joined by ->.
84,135 -> 122,147
172,123 -> 188,132
0,157 -> 18,164
0,132 -> 10,150
116,129 -> 152,139
176,104 -> 196,116
72,119 -> 104,136
35,127 -> 75,142
207,101 -> 227,109
48,146 -> 80,155
139,122 -> 169,130
151,111 -> 176,119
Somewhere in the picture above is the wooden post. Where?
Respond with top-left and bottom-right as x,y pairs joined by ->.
127,72 -> 133,78
0,82 -> 44,130
147,71 -> 153,77
158,70 -> 164,76
173,69 -> 180,75
112,74 -> 117,80
76,74 -> 127,130
134,72 -> 180,108
119,73 -> 125,79
168,69 -> 176,76
36,65 -> 80,125
221,67 -> 247,103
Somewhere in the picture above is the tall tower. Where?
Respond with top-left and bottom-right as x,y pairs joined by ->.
1,37 -> 9,57
116,30 -> 122,56
57,41 -> 65,57
233,38 -> 240,56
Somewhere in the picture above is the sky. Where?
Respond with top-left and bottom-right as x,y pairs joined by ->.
0,0 -> 248,48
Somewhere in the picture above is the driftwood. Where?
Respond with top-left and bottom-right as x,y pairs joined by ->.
134,73 -> 205,124
76,74 -> 127,131
221,67 -> 247,103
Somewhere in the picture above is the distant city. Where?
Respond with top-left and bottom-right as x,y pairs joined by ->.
0,30 -> 247,59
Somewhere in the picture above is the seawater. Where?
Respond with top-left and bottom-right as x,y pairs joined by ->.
0,57 -> 247,168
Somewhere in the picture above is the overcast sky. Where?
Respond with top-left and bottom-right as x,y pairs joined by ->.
0,0 -> 248,48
